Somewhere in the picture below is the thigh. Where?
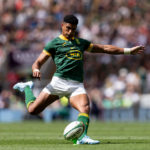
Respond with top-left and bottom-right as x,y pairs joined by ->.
28,91 -> 59,114
69,94 -> 90,114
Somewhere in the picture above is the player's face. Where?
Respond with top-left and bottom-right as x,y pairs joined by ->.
62,23 -> 77,39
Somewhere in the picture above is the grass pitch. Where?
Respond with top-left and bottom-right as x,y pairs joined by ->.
0,121 -> 150,150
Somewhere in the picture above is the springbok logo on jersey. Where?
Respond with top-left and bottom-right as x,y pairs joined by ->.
66,50 -> 82,60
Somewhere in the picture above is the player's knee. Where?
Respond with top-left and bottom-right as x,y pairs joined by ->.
85,105 -> 90,113
81,104 -> 90,114
28,107 -> 39,115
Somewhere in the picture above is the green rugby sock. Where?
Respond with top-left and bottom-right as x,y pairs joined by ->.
77,113 -> 89,140
24,86 -> 36,108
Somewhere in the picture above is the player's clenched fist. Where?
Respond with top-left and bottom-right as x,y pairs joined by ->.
33,68 -> 41,79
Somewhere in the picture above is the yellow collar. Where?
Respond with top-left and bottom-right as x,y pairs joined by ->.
59,34 -> 75,41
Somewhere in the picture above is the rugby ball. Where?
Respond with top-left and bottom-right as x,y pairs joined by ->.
63,121 -> 84,140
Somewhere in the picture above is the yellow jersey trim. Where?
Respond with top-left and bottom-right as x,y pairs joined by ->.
59,34 -> 75,41
86,43 -> 93,52
43,49 -> 51,56
78,113 -> 89,118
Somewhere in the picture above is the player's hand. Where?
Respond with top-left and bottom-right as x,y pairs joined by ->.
130,45 -> 145,55
32,69 -> 41,80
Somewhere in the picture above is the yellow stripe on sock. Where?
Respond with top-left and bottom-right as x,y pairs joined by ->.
78,113 -> 89,118
27,101 -> 34,109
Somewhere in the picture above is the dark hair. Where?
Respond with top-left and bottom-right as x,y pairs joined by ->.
63,14 -> 78,25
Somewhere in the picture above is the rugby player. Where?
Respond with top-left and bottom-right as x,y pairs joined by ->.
13,14 -> 144,144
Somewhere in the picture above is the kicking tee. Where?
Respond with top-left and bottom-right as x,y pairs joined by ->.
43,34 -> 93,82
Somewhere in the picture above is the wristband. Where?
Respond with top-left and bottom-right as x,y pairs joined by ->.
124,48 -> 131,54
33,69 -> 40,72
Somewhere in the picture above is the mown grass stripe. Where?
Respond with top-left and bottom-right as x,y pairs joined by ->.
0,121 -> 150,150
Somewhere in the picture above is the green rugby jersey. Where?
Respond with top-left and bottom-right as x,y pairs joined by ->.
43,34 -> 93,82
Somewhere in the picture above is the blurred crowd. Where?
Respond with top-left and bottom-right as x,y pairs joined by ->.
0,0 -> 150,119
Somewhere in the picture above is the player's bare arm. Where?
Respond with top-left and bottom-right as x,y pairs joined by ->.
91,44 -> 145,55
32,52 -> 50,79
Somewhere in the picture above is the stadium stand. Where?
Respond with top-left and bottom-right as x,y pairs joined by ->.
0,0 -> 150,122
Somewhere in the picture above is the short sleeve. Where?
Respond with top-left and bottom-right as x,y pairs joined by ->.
79,38 -> 93,52
43,41 -> 55,56
86,43 -> 93,52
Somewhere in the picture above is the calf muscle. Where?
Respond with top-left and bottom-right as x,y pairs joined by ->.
28,92 -> 59,115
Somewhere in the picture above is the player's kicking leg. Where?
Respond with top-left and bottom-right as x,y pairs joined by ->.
13,81 -> 58,114
70,94 -> 100,145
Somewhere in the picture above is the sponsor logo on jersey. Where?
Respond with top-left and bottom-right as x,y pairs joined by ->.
62,42 -> 67,46
66,50 -> 82,60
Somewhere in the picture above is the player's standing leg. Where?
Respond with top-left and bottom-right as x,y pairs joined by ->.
70,94 -> 100,144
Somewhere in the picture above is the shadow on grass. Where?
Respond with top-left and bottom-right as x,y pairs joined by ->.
0,139 -> 150,145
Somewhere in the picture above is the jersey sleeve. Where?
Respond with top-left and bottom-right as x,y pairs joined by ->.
86,43 -> 93,52
80,39 -> 93,52
43,41 -> 55,56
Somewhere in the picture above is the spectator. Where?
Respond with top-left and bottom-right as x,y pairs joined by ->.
0,0 -> 150,119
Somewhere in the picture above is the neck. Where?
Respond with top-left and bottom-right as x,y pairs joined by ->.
61,34 -> 74,41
